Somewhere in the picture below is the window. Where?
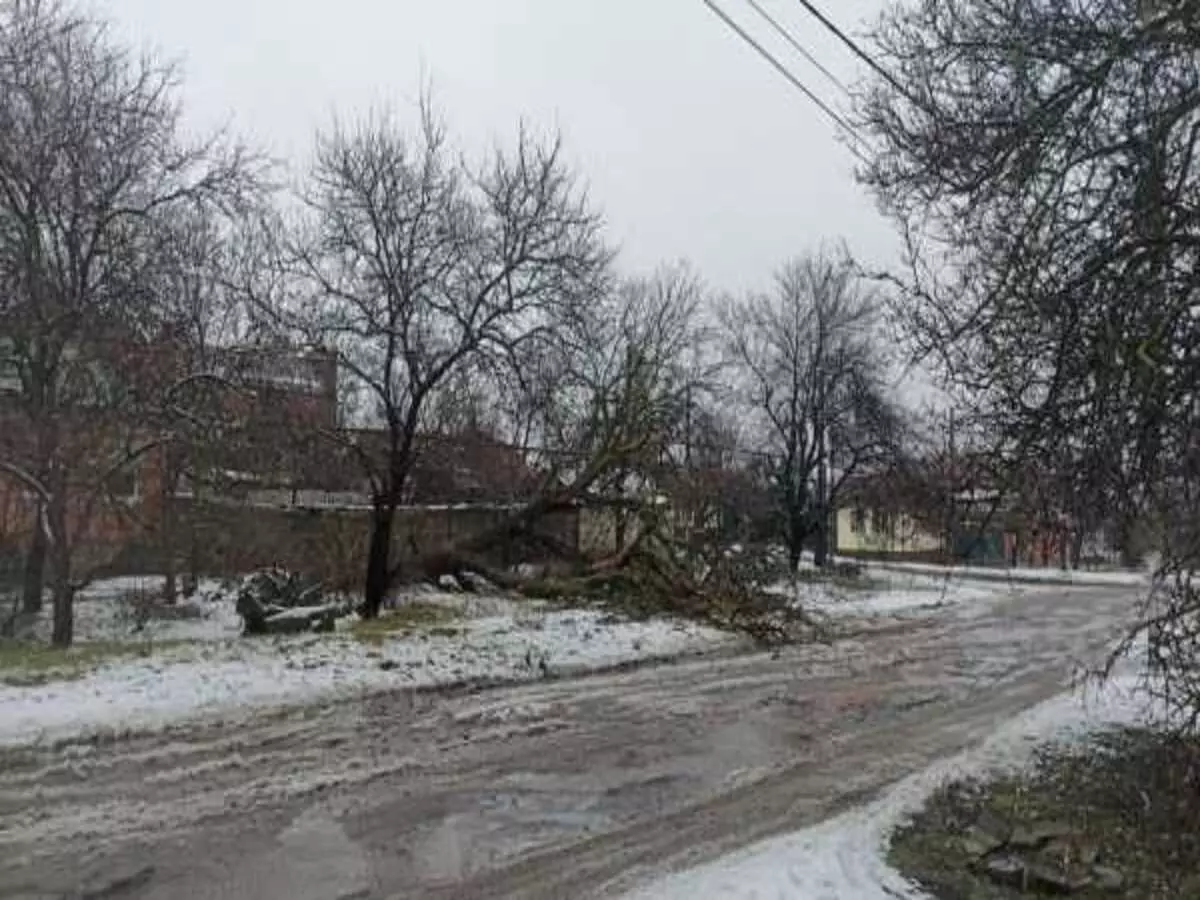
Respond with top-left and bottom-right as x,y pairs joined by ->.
872,510 -> 896,539
851,506 -> 867,534
107,465 -> 139,501
247,354 -> 323,393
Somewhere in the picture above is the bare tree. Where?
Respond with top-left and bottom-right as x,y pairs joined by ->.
436,263 -> 708,567
723,251 -> 903,571
275,101 -> 609,618
657,401 -> 763,550
369,258 -> 819,641
858,0 -> 1199,720
139,209 -> 270,604
0,0 -> 260,644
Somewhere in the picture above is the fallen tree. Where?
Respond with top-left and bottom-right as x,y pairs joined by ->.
410,498 -> 828,646
389,267 -> 826,645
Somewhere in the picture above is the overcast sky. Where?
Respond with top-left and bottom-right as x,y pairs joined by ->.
101,0 -> 894,297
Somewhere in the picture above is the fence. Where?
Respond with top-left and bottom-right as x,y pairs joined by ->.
1,486 -> 625,590
168,498 -> 584,588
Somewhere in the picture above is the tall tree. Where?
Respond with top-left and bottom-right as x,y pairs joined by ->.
279,102 -> 609,618
859,0 -> 1198,541
0,0 -> 259,644
392,263 -> 709,579
858,0 -> 1199,720
473,263 -> 709,559
723,251 -> 902,570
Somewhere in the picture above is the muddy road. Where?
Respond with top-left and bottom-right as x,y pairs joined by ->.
0,585 -> 1138,900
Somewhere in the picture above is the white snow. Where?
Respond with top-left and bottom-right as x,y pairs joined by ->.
625,670 -> 1152,900
796,550 -> 1149,588
771,574 -> 1003,619
856,559 -> 1149,587
27,577 -> 244,645
773,557 -> 1149,620
1,600 -> 733,748
264,605 -> 342,625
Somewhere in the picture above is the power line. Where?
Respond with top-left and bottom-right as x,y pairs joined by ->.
700,0 -> 868,160
742,0 -> 849,97
790,0 -> 913,103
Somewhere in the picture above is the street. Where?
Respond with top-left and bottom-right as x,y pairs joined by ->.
0,584 -> 1137,900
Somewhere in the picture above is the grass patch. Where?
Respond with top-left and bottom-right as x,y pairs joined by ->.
0,639 -> 187,686
889,727 -> 1200,899
350,602 -> 462,646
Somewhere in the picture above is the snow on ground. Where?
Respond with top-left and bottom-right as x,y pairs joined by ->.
775,554 -> 1149,620
1,588 -> 734,748
797,550 -> 1149,588
29,576 -> 243,645
625,669 -> 1152,900
856,559 -> 1149,588
772,574 -> 1004,619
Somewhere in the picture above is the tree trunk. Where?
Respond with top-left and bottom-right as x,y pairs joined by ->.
21,513 -> 46,614
787,540 -> 802,574
183,515 -> 200,596
161,468 -> 177,604
50,569 -> 73,648
1116,512 -> 1140,569
362,500 -> 396,619
786,504 -> 811,573
47,497 -> 72,648
813,508 -> 830,568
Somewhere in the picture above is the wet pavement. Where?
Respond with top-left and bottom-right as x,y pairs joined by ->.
0,584 -> 1140,899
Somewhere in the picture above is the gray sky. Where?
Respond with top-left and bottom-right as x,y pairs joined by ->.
102,0 -> 895,297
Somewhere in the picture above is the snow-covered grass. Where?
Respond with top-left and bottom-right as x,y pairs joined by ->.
854,558 -> 1149,588
26,576 -> 243,646
625,670 -> 1152,900
0,580 -> 736,748
773,555 -> 1148,621
771,572 -> 1005,619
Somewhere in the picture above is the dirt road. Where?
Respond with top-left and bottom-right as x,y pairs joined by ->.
0,585 -> 1139,900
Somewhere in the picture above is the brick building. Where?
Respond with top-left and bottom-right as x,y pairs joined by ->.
0,336 -> 339,570
0,328 -> 566,584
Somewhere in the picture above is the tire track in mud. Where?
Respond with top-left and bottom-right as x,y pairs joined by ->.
0,585 -> 1139,899
426,671 -> 1067,900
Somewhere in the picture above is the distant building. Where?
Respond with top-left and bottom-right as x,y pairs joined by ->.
832,461 -> 1108,567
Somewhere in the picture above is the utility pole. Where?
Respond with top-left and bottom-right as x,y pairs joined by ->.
817,419 -> 830,564
813,377 -> 830,566
683,384 -> 693,546
945,407 -> 957,559
684,384 -> 693,466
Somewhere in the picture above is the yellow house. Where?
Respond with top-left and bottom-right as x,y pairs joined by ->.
835,503 -> 941,556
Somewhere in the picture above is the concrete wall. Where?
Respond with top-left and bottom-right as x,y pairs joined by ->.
174,500 -> 581,588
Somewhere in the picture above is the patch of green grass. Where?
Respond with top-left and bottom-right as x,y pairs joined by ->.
0,639 -> 187,686
350,602 -> 462,646
889,727 -> 1200,899
516,578 -> 590,607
